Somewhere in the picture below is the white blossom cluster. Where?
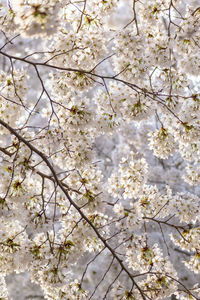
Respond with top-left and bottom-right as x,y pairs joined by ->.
0,70 -> 28,127
108,152 -> 148,199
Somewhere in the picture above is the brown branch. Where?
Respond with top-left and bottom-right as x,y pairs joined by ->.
0,117 -> 147,300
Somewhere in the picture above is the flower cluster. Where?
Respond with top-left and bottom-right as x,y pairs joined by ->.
108,152 -> 148,199
148,127 -> 177,159
0,70 -> 27,127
